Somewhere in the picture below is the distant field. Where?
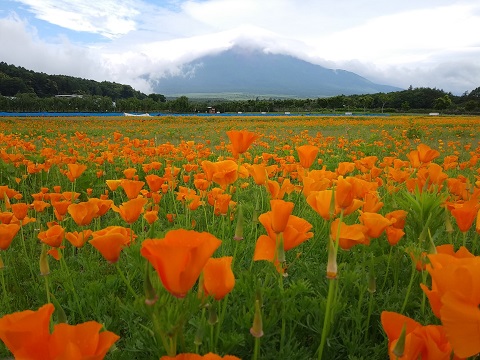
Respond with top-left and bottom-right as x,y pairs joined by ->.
0,114 -> 479,360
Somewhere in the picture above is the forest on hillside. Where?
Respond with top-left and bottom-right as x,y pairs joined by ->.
1,62 -> 479,114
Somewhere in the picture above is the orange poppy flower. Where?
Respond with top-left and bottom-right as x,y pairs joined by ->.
417,144 -> 440,163
436,260 -> 480,358
336,162 -> 355,176
120,179 -> 145,199
88,198 -> 113,218
65,163 -> 87,182
145,174 -> 166,192
335,176 -> 355,209
306,190 -> 334,220
226,130 -> 259,157
330,219 -> 368,250
213,193 -> 233,216
385,227 -> 405,246
89,226 -> 133,263
65,229 -> 93,248
194,178 -> 210,192
123,168 -> 137,179
266,180 -> 281,199
185,194 -> 203,211
0,212 -> 14,225
254,213 -> 313,262
202,256 -> 235,300
161,353 -> 240,360
68,200 -> 99,226
359,211 -> 393,239
302,175 -> 331,197
51,200 -> 72,221
141,229 -> 221,298
143,209 -> 159,225
111,197 -> 148,224
362,192 -> 383,213
296,145 -> 319,169
211,160 -> 238,189
449,199 -> 479,232
269,199 -> 295,234
0,303 -> 54,359
32,200 -> 51,212
106,180 -> 122,191
37,224 -> 65,248
0,303 -> 119,360
61,191 -> 81,201
245,163 -> 267,185
0,223 -> 20,250
11,203 -> 28,221
49,321 -> 119,359
381,311 -> 457,360
385,210 -> 408,229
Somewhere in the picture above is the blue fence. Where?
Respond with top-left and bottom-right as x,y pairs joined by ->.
0,112 -> 390,117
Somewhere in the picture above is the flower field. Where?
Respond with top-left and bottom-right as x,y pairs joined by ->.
0,114 -> 479,359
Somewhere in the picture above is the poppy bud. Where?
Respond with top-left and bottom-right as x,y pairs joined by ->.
144,264 -> 158,306
250,300 -> 264,338
326,241 -> 337,279
392,323 -> 407,357
39,244 -> 50,276
194,322 -> 205,346
275,233 -> 286,264
444,210 -> 454,233
234,203 -> 244,241
208,303 -> 218,325
367,267 -> 376,294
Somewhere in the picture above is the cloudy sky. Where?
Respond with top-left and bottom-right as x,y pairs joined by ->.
1,0 -> 480,95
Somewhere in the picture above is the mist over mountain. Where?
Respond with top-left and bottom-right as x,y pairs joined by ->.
152,47 -> 402,98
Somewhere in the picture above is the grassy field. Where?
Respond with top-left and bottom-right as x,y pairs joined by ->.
0,115 -> 479,359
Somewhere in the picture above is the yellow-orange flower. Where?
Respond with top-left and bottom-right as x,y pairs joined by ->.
11,203 -> 28,221
269,199 -> 295,234
202,256 -> 235,300
141,229 -> 221,298
68,200 -> 99,226
120,179 -> 145,199
38,225 -> 65,248
65,163 -> 87,182
226,130 -> 259,157
89,226 -> 133,263
296,145 -> 319,169
0,223 -> 20,250
111,197 -> 148,224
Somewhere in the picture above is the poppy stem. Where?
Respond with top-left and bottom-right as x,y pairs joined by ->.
214,293 -> 230,350
318,210 -> 343,360
400,260 -> 417,314
0,254 -> 8,309
317,277 -> 336,360
115,262 -> 138,300
253,336 -> 261,360
381,246 -> 394,292
279,272 -> 286,354
43,273 -> 51,304
19,222 -> 36,282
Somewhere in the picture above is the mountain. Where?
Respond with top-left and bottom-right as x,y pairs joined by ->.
153,47 -> 402,98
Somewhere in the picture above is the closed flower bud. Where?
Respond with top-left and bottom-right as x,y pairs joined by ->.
39,244 -> 50,276
250,300 -> 264,338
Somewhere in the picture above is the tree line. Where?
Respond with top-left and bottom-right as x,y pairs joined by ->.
1,62 -> 479,114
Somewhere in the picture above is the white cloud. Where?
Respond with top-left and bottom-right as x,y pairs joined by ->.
11,0 -> 140,38
2,0 -> 480,95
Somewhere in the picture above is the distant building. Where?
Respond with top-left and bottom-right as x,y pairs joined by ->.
207,106 -> 216,114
